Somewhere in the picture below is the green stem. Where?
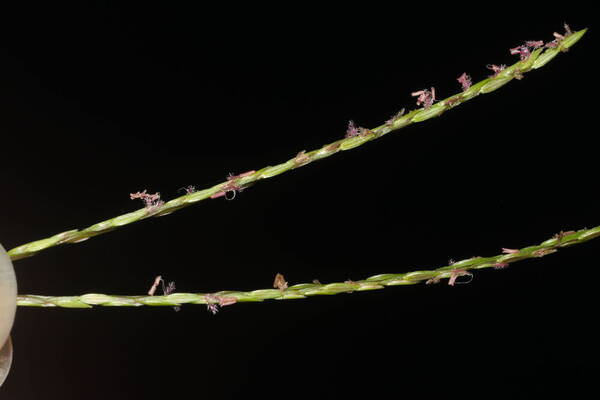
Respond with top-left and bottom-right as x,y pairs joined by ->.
17,225 -> 600,308
7,28 -> 587,262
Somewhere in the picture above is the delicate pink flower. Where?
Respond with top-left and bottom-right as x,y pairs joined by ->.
547,24 -> 573,48
147,276 -> 176,295
510,40 -> 544,61
180,185 -> 196,194
206,303 -> 219,314
205,294 -> 220,314
345,120 -> 360,138
525,40 -> 544,49
148,276 -> 179,311
211,170 -> 256,200
130,190 -> 164,209
486,64 -> 506,77
203,294 -> 236,313
411,87 -> 436,108
494,262 -> 509,269
457,73 -> 472,92
163,281 -> 176,295
510,45 -> 531,60
273,273 -> 288,291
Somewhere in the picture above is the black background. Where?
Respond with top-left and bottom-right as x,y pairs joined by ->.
1,3 -> 597,399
